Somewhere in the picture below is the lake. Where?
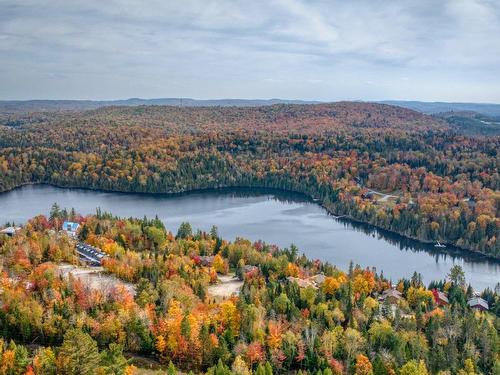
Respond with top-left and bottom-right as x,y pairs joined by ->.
1,184 -> 499,290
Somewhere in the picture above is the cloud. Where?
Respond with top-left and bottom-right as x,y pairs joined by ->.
0,0 -> 499,101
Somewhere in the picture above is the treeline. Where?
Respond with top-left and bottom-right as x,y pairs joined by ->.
0,103 -> 499,258
0,333 -> 134,375
0,212 -> 499,374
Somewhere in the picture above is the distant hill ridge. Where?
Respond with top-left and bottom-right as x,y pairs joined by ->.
379,100 -> 500,117
1,98 -> 500,117
0,101 -> 446,135
0,98 -> 320,113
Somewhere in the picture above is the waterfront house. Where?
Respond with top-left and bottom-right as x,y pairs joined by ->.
309,273 -> 326,285
199,255 -> 215,267
432,289 -> 449,306
0,226 -> 21,237
243,265 -> 259,274
379,288 -> 403,303
287,276 -> 318,289
62,221 -> 80,237
467,297 -> 488,311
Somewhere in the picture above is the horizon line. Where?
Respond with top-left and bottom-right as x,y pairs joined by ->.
1,98 -> 500,106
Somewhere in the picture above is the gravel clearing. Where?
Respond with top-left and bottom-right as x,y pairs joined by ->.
58,264 -> 136,296
207,274 -> 243,298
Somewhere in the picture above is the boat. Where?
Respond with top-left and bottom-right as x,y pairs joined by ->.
434,241 -> 446,248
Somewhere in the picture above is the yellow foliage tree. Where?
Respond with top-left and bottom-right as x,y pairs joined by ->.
355,354 -> 373,375
323,274 -> 347,295
213,254 -> 227,274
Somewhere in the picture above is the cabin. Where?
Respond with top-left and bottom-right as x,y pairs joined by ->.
432,289 -> 449,306
62,221 -> 80,237
467,297 -> 488,311
309,273 -> 326,285
361,191 -> 375,200
243,265 -> 259,274
199,255 -> 215,267
0,226 -> 21,237
379,288 -> 403,303
287,276 -> 318,289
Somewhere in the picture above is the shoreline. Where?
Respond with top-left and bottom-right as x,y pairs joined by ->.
1,181 -> 499,263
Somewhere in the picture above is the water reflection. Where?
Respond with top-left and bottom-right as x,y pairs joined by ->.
223,188 -> 496,265
0,185 -> 498,290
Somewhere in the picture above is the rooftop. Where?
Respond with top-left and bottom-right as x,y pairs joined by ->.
467,297 -> 488,310
62,221 -> 80,232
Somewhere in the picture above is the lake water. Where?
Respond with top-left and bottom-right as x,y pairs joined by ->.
1,185 -> 499,290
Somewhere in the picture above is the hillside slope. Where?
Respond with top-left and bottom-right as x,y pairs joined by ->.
0,102 -> 498,258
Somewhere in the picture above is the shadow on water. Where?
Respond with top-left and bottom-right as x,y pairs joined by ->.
0,184 -> 498,289
217,187 -> 499,266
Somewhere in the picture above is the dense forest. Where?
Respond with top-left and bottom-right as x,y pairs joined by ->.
0,103 -> 498,258
0,209 -> 499,374
435,112 -> 500,137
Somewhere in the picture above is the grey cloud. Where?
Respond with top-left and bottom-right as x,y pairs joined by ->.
0,0 -> 499,101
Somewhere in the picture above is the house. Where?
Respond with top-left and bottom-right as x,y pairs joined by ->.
243,265 -> 259,274
286,273 -> 328,289
199,255 -> 215,267
309,273 -> 326,285
62,221 -> 80,237
287,276 -> 318,289
379,288 -> 403,303
0,226 -> 21,237
361,191 -> 375,200
467,297 -> 488,311
432,289 -> 449,306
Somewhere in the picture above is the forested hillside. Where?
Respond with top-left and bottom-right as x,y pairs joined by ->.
0,210 -> 499,374
0,103 -> 499,258
0,98 -> 320,114
436,112 -> 500,137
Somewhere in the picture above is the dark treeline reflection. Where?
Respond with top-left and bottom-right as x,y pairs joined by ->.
0,184 -> 499,289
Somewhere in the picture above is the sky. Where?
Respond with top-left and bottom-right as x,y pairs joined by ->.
1,0 -> 500,102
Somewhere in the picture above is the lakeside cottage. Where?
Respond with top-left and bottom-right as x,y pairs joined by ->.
286,273 -> 328,290
467,297 -> 489,311
286,276 -> 318,289
243,265 -> 259,274
309,273 -> 326,285
432,289 -> 449,306
379,288 -> 403,303
62,221 -> 80,237
0,226 -> 21,237
199,255 -> 215,267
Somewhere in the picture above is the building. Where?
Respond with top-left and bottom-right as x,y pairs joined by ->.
0,226 -> 21,236
287,276 -> 318,289
75,242 -> 106,266
432,289 -> 449,306
199,255 -> 215,267
467,297 -> 489,311
309,273 -> 326,285
361,191 -> 375,200
62,221 -> 80,237
243,265 -> 259,274
379,288 -> 403,303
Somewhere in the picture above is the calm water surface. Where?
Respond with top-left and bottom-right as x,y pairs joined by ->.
1,185 -> 499,290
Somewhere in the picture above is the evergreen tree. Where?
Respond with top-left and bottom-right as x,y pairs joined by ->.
49,203 -> 61,222
100,343 -> 128,374
176,222 -> 193,239
210,225 -> 219,239
167,361 -> 177,375
57,329 -> 100,375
